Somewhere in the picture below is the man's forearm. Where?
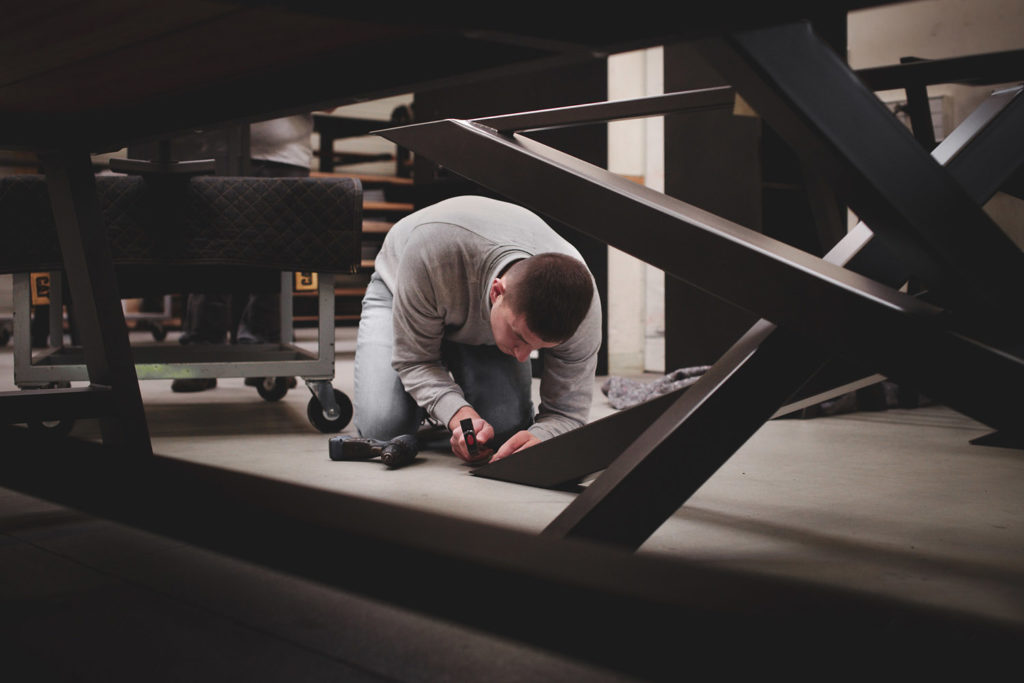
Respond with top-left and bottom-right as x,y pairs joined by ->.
393,359 -> 465,422
528,412 -> 586,441
448,404 -> 480,432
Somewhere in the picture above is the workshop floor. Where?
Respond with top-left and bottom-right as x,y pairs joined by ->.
1,325 -> 1023,680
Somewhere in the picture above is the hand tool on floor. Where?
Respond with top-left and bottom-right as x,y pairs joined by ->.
328,433 -> 418,469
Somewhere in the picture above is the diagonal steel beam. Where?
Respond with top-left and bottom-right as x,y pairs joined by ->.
37,149 -> 152,456
474,85 -> 735,133
379,115 -> 1024,431
383,84 -> 1024,549
777,85 -> 1024,414
698,23 -> 1024,341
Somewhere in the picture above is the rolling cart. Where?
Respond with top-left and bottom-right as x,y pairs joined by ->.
1,173 -> 362,437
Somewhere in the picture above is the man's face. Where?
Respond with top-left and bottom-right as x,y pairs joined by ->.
489,277 -> 559,362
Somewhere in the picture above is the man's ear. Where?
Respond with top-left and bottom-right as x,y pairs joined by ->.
489,277 -> 505,305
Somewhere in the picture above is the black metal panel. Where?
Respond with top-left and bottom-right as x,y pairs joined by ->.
473,386 -> 686,489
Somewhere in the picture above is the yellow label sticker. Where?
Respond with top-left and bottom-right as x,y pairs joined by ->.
295,272 -> 318,291
30,273 -> 51,305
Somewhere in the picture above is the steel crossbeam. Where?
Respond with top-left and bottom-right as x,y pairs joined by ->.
379,108 -> 1024,434
698,24 -> 1024,342
379,51 -> 1024,548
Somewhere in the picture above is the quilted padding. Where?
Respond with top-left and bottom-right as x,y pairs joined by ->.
0,174 -> 362,274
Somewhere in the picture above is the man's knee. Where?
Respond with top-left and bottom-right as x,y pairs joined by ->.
355,402 -> 422,440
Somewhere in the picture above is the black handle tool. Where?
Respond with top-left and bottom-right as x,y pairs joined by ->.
460,418 -> 480,459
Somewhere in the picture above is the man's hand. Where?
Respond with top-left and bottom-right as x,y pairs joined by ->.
449,406 -> 493,464
490,430 -> 541,463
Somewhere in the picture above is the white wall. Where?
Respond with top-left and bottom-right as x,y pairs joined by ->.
606,48 -> 665,374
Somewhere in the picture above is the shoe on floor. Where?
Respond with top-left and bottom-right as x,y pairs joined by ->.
171,378 -> 217,393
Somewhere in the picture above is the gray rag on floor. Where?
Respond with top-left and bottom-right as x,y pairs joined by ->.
601,366 -> 711,410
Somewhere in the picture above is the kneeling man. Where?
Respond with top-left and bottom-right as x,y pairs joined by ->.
354,194 -> 602,463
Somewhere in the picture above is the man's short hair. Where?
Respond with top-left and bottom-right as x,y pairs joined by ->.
503,252 -> 594,343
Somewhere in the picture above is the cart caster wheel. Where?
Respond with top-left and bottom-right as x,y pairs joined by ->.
255,377 -> 291,402
0,325 -> 10,347
150,323 -> 167,341
307,390 -> 353,433
27,418 -> 75,438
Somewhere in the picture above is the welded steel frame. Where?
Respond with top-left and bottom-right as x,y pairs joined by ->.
378,28 -> 1024,549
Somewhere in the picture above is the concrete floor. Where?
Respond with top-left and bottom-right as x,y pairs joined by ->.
2,325 -> 1023,680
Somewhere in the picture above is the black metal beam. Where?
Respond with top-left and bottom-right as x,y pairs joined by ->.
698,23 -> 1024,341
378,119 -> 1024,432
1,424 -> 1018,677
780,85 -> 1024,411
475,86 -> 735,133
900,57 -> 938,150
37,150 -> 152,456
857,48 -> 1024,91
0,386 -> 113,424
541,319 -> 829,547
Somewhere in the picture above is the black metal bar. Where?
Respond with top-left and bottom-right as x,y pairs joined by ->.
459,49 -> 1024,136
542,320 -> 829,548
473,86 -> 735,133
900,57 -> 938,150
937,86 -> 1024,201
378,119 -> 1024,432
697,23 -> 1024,339
37,149 -> 152,456
779,85 -> 1024,411
381,120 -> 932,327
857,48 -> 1024,91
1,424 -> 1018,676
0,386 -> 114,423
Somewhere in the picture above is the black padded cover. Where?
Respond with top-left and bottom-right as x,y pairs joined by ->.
0,174 -> 362,274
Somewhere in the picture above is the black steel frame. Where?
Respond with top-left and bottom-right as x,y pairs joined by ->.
377,29 -> 1024,550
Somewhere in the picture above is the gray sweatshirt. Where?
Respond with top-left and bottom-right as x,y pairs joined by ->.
373,195 -> 602,441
